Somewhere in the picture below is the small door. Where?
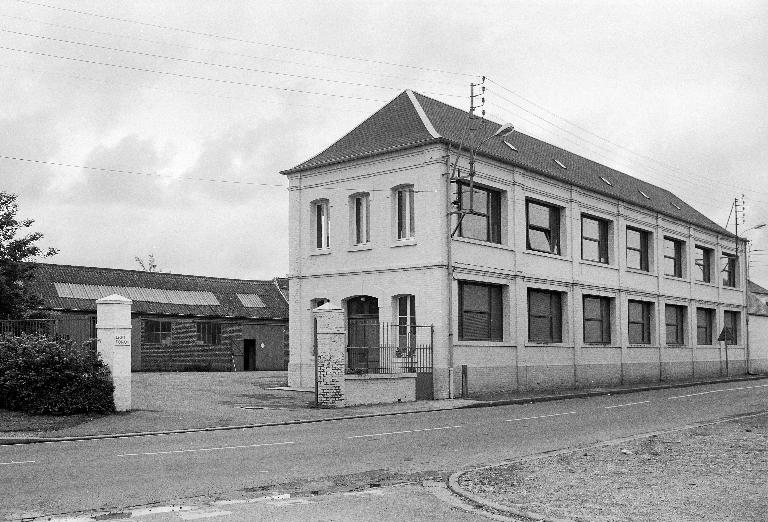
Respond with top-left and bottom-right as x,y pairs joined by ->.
243,339 -> 256,371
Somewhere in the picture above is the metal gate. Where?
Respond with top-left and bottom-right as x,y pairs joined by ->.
346,322 -> 434,400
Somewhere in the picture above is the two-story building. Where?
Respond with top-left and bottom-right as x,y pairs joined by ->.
283,90 -> 750,400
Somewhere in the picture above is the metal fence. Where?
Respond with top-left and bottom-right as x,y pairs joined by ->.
346,321 -> 433,375
0,317 -> 97,349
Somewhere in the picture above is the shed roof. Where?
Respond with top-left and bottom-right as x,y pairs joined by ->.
27,263 -> 288,320
283,90 -> 732,238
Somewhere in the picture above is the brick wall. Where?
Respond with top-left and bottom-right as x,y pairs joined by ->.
140,318 -> 238,372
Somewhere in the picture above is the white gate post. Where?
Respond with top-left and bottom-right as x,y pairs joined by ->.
96,294 -> 132,411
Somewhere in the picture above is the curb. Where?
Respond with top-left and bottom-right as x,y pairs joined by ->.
446,410 -> 768,522
1,374 -> 765,446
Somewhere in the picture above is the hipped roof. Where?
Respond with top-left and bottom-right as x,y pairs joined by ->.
283,90 -> 732,238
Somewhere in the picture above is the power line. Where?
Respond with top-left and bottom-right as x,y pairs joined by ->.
487,77 -> 768,199
0,63 -> 375,114
0,28 -> 463,99
0,45 -> 390,103
0,12 -> 469,90
15,0 -> 478,78
0,154 -> 437,193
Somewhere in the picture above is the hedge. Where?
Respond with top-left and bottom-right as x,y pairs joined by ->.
0,334 -> 115,415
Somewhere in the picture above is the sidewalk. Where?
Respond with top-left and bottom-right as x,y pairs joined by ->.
1,371 -> 766,444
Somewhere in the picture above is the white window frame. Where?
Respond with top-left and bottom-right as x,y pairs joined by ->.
350,193 -> 370,246
393,185 -> 415,240
311,199 -> 330,250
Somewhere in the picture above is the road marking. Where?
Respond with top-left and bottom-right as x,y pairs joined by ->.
116,440 -> 294,457
505,411 -> 576,422
667,383 -> 768,400
347,425 -> 463,439
605,400 -> 651,409
0,460 -> 35,465
130,505 -> 195,516
213,494 -> 291,506
179,510 -> 232,520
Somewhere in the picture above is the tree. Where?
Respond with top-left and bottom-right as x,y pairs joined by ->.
135,253 -> 161,272
0,192 -> 57,318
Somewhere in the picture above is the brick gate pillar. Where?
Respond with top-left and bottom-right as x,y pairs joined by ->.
96,294 -> 132,411
312,302 -> 346,408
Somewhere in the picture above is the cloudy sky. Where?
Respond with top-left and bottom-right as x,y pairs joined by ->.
2,0 -> 767,283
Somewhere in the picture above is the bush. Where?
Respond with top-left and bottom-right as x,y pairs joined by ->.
0,334 -> 115,415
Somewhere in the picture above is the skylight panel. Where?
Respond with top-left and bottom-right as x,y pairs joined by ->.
553,159 -> 567,169
671,202 -> 681,210
599,176 -> 613,186
638,190 -> 651,200
503,141 -> 518,152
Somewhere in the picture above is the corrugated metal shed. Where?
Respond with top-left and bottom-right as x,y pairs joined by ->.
28,263 -> 288,320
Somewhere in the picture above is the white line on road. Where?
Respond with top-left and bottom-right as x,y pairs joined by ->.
667,383 -> 768,400
505,411 -> 576,422
0,460 -> 35,465
347,425 -> 464,439
179,510 -> 232,520
605,400 -> 651,409
117,440 -> 294,457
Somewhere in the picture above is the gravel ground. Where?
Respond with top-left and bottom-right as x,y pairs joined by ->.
460,413 -> 768,522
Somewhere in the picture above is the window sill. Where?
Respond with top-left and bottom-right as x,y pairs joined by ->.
524,249 -> 569,262
625,267 -> 655,276
665,344 -> 689,349
453,236 -> 514,251
722,285 -> 740,290
580,259 -> 618,270
525,343 -> 573,348
583,343 -> 618,347
348,243 -> 372,252
310,249 -> 332,256
663,275 -> 689,282
693,280 -> 717,288
628,344 -> 655,347
455,340 -> 512,347
391,238 -> 417,248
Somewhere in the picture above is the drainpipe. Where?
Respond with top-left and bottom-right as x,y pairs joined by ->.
744,238 -> 751,374
445,146 -> 455,398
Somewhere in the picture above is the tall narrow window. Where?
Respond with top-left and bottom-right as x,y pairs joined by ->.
459,282 -> 503,341
626,227 -> 650,271
694,246 -> 712,283
351,193 -> 370,245
721,253 -> 736,287
665,304 -> 685,345
455,182 -> 501,243
396,295 -> 416,355
696,307 -> 713,345
583,295 -> 611,344
722,310 -> 739,344
312,199 -> 330,250
628,300 -> 651,344
528,289 -> 563,343
582,215 -> 609,264
395,186 -> 415,240
664,237 -> 683,277
526,200 -> 561,255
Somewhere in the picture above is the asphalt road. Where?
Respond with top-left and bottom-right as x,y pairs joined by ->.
2,379 -> 767,520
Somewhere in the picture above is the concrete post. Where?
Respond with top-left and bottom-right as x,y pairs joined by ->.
96,294 -> 132,411
312,302 -> 346,408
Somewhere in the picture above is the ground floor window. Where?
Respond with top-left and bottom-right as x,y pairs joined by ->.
665,304 -> 686,345
628,300 -> 651,344
722,310 -> 739,344
583,295 -> 611,344
696,308 -> 713,345
528,289 -> 563,343
196,321 -> 222,345
144,319 -> 171,345
458,282 -> 503,341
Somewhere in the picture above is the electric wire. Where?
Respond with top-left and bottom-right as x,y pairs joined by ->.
0,45 -> 390,103
0,12 -> 470,89
14,0 -> 478,78
0,28 -> 464,99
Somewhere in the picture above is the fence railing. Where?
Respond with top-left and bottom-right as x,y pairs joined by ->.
346,322 -> 433,375
0,317 -> 97,349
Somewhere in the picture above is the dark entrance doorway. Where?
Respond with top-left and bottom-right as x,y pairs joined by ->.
346,296 -> 379,371
243,339 -> 256,371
